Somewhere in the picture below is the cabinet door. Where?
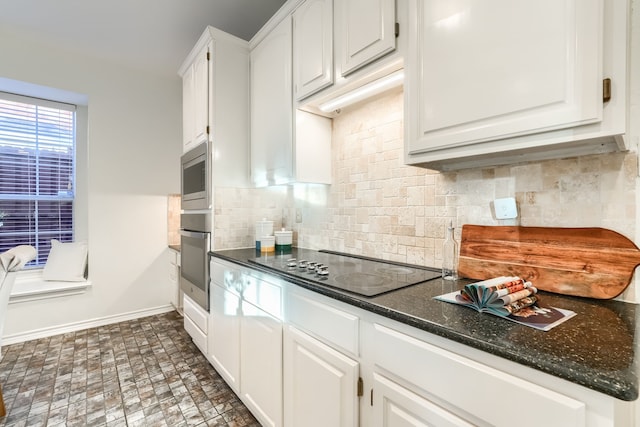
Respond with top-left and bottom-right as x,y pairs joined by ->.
183,294 -> 208,353
284,325 -> 359,427
371,323 -> 586,427
209,284 -> 241,393
336,0 -> 396,76
250,16 -> 294,187
240,301 -> 283,427
192,44 -> 209,147
293,0 -> 334,100
405,0 -> 602,156
168,249 -> 179,308
372,373 -> 474,427
182,65 -> 195,150
182,44 -> 210,152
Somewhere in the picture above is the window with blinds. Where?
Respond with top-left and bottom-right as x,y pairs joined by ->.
0,92 -> 76,267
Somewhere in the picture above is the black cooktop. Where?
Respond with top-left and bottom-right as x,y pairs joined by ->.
248,248 -> 441,297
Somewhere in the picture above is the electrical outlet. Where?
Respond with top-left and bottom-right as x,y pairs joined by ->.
295,208 -> 302,223
494,197 -> 518,219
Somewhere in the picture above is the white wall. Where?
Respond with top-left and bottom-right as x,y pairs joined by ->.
0,26 -> 182,337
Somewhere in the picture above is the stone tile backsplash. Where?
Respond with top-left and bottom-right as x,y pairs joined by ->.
213,186 -> 289,250
167,194 -> 181,246
214,89 -> 638,300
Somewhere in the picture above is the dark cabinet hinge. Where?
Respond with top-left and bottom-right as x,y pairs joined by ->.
206,125 -> 210,135
370,388 -> 374,406
395,22 -> 400,37
357,377 -> 364,397
603,78 -> 611,102
206,52 -> 211,61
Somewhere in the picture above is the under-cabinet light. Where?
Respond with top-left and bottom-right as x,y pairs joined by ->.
318,69 -> 404,113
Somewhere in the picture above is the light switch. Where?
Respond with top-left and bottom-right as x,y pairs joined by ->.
494,197 -> 518,219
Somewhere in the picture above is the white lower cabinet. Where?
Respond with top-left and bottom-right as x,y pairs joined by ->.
240,300 -> 283,427
208,283 -> 241,392
207,259 -> 629,426
364,321 -> 597,427
372,373 -> 473,427
168,248 -> 181,310
284,325 -> 359,427
183,294 -> 208,354
209,258 -> 283,427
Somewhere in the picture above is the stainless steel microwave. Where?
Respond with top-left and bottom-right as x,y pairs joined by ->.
181,142 -> 211,210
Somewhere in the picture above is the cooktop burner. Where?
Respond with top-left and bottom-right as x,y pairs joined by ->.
248,248 -> 441,297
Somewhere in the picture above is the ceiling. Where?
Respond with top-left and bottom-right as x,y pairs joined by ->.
0,0 -> 287,76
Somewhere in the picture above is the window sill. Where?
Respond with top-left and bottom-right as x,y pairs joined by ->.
9,270 -> 91,304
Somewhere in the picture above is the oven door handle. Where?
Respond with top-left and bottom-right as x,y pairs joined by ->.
180,230 -> 209,239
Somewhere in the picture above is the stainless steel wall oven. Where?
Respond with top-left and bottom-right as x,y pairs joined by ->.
180,213 -> 211,312
181,142 -> 211,211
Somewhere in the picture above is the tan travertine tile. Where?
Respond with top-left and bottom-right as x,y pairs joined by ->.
212,88 -> 637,300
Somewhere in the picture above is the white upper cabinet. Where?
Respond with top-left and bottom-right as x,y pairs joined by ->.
251,16 -> 295,186
335,0 -> 397,77
179,27 -> 250,186
293,0 -> 334,100
192,48 -> 209,149
181,43 -> 209,152
251,14 -> 332,187
291,0 -> 401,112
181,68 -> 193,148
412,0 -> 601,146
404,0 -> 629,170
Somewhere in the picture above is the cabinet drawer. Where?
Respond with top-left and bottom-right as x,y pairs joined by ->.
168,263 -> 179,282
372,323 -> 585,427
287,290 -> 359,357
183,294 -> 208,334
168,248 -> 180,267
210,259 -> 228,286
184,313 -> 207,352
210,260 -> 283,318
168,248 -> 178,265
242,274 -> 283,319
211,260 -> 242,292
373,372 -> 474,427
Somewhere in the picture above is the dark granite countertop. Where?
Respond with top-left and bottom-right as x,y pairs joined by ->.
211,247 -> 639,401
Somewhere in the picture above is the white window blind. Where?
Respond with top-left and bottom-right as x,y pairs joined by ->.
0,92 -> 76,267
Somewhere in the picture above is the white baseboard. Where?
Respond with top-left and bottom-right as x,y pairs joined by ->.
2,304 -> 176,346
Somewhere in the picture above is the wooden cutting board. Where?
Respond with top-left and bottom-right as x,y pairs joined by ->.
458,225 -> 640,299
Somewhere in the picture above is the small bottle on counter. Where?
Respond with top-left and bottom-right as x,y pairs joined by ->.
442,221 -> 458,281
